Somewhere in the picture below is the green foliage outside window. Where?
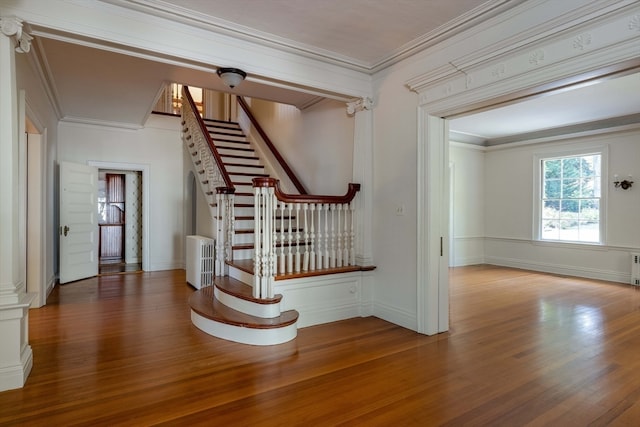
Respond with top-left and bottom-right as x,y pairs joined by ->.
541,154 -> 601,242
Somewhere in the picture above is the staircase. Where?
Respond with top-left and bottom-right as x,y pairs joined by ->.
184,112 -> 300,346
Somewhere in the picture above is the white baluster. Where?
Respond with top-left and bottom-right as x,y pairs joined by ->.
302,204 -> 309,271
253,187 -> 262,297
334,203 -> 343,267
265,186 -> 275,298
323,204 -> 330,269
287,202 -> 293,273
330,204 -> 336,268
278,201 -> 285,275
294,203 -> 301,273
316,204 -> 323,269
342,203 -> 349,267
350,200 -> 356,266
309,204 -> 316,271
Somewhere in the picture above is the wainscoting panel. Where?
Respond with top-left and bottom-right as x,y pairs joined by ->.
485,237 -> 634,284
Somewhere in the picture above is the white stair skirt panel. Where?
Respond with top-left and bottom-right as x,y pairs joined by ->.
191,311 -> 297,346
214,286 -> 281,318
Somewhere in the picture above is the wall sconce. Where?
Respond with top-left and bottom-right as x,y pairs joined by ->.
216,67 -> 246,89
613,174 -> 634,190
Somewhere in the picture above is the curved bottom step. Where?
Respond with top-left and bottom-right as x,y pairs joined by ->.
189,287 -> 298,346
191,310 -> 297,346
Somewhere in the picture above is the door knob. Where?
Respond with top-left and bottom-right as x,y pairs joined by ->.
63,225 -> 70,236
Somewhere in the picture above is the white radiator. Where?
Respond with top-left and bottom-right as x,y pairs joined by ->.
632,253 -> 640,286
186,235 -> 215,289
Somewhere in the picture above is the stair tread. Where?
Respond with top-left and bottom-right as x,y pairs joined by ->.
229,172 -> 269,177
215,276 -> 282,304
227,259 -> 375,280
224,163 -> 264,169
189,286 -> 297,329
220,154 -> 260,160
212,138 -> 250,144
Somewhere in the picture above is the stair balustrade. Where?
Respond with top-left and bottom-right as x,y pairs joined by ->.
252,177 -> 360,299
181,86 -> 235,275
182,86 -> 364,297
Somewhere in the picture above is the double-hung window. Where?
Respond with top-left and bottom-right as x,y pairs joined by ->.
536,150 -> 604,244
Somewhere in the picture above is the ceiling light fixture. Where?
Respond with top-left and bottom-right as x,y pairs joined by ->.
216,67 -> 247,89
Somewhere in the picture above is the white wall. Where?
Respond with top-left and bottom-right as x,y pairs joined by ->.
246,98 -> 354,195
16,50 -> 59,300
449,143 -> 485,267
484,128 -> 640,283
370,66 -> 421,329
58,115 -> 184,271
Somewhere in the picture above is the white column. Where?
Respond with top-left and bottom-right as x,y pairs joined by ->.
347,97 -> 374,266
0,16 -> 35,391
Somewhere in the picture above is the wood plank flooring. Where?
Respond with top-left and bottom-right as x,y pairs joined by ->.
2,265 -> 640,425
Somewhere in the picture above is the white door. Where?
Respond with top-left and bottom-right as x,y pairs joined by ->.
59,161 -> 98,284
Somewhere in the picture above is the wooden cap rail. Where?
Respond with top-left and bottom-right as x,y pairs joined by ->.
182,86 -> 235,191
253,177 -> 360,204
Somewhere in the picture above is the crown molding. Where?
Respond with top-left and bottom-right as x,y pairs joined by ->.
407,1 -> 640,117
102,0 -> 523,75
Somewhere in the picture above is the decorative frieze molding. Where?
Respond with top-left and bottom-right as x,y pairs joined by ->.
628,14 -> 640,31
406,4 -> 640,113
346,97 -> 373,115
0,16 -> 32,53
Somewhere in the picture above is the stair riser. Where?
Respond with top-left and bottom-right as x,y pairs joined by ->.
226,165 -> 265,175
233,248 -> 254,260
214,287 -> 281,318
191,311 -> 297,345
209,133 -> 247,141
205,126 -> 242,134
220,156 -> 261,166
217,147 -> 256,157
234,195 -> 255,204
214,140 -> 250,149
229,265 -> 254,283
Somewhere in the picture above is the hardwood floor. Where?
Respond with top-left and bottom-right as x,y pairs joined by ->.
2,265 -> 640,425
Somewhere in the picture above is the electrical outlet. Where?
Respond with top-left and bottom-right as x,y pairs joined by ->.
396,204 -> 405,216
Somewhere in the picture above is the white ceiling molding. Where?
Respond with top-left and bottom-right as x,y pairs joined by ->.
104,0 -> 522,74
2,0 -> 373,100
407,2 -> 640,118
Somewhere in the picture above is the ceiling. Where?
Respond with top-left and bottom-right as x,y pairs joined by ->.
32,0 -> 640,138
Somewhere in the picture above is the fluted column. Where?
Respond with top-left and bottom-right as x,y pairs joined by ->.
347,97 -> 374,266
0,15 -> 35,391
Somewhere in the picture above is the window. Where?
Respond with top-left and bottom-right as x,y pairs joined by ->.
538,151 -> 603,243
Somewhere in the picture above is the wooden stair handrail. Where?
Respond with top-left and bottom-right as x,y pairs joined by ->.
253,177 -> 360,204
183,86 -> 235,191
237,96 -> 308,195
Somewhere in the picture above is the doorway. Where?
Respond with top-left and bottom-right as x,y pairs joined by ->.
88,160 -> 150,274
97,170 -> 142,274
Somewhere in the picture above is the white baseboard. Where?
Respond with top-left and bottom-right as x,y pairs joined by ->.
372,302 -> 417,332
485,256 -> 629,283
0,344 -> 32,392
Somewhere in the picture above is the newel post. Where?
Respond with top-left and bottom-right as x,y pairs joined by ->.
347,97 -> 374,266
252,178 -> 277,299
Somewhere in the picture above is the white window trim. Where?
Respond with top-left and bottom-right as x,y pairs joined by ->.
533,145 -> 608,245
